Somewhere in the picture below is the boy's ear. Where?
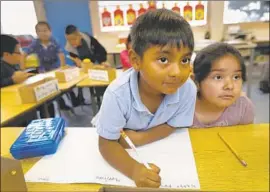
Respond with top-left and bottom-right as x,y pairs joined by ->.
128,49 -> 141,71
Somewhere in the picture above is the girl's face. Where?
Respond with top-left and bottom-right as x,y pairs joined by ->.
199,54 -> 243,108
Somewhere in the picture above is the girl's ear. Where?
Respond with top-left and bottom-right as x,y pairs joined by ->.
128,49 -> 141,71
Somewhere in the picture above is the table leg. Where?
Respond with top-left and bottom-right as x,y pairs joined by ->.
89,87 -> 98,116
247,48 -> 255,98
39,103 -> 50,118
113,54 -> 117,67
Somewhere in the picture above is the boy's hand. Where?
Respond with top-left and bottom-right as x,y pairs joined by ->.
12,71 -> 34,83
132,163 -> 161,188
119,130 -> 142,148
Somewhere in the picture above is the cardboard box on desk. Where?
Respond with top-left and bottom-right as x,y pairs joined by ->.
88,66 -> 116,82
55,67 -> 80,82
18,77 -> 60,103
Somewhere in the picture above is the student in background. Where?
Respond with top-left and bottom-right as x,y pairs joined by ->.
65,25 -> 108,67
193,43 -> 254,128
65,25 -> 109,106
92,10 -> 196,188
21,21 -> 65,72
1,34 -> 33,88
120,34 -> 132,70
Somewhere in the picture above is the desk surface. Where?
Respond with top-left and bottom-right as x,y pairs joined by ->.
77,69 -> 123,88
0,91 -> 60,126
1,71 -> 87,92
1,69 -> 87,126
1,124 -> 269,191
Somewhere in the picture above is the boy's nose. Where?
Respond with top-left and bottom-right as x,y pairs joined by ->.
168,63 -> 181,78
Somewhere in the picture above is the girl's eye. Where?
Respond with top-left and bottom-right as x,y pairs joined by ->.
233,75 -> 241,80
181,58 -> 191,64
214,75 -> 222,80
158,57 -> 168,64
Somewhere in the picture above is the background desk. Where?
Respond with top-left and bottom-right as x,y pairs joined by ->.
1,70 -> 87,126
1,124 -> 269,191
76,70 -> 123,115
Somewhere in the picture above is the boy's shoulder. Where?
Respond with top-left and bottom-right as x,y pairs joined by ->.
106,68 -> 134,97
177,78 -> 197,97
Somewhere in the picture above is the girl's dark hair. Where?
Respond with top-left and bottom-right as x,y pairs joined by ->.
193,42 -> 246,84
130,9 -> 194,58
126,34 -> 131,49
35,21 -> 51,31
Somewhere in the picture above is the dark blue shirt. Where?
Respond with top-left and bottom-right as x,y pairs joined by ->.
25,38 -> 62,72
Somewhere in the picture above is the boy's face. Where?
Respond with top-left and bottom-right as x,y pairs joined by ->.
3,44 -> 22,65
66,32 -> 82,48
199,55 -> 243,108
130,45 -> 192,95
36,24 -> 51,41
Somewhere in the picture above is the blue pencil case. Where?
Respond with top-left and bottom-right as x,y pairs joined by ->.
10,118 -> 66,159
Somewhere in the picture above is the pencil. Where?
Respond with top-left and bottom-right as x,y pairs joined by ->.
218,133 -> 247,167
120,130 -> 151,169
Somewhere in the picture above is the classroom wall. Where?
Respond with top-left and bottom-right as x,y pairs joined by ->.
33,1 -> 269,55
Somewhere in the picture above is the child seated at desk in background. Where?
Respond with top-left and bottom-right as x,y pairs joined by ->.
21,21 -> 65,72
192,43 -> 255,128
92,9 -> 196,188
21,21 -> 71,112
120,34 -> 132,70
0,35 -> 33,88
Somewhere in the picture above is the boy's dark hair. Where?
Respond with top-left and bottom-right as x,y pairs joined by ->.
130,9 -> 194,57
0,34 -> 19,57
193,42 -> 246,85
35,21 -> 51,31
65,25 -> 78,35
126,34 -> 131,49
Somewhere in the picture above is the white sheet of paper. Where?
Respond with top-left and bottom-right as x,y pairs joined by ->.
25,128 -> 200,189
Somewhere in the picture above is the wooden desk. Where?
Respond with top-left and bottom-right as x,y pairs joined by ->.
1,70 -> 87,126
1,90 -> 60,126
1,124 -> 269,191
1,70 -> 87,92
77,69 -> 123,115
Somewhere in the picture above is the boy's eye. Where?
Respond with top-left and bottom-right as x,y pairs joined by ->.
158,57 -> 168,64
181,58 -> 191,64
214,75 -> 222,80
233,75 -> 241,80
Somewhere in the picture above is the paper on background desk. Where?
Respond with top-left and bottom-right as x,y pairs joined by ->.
25,128 -> 200,190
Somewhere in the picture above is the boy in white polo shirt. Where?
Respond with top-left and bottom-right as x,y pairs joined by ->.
93,9 -> 196,188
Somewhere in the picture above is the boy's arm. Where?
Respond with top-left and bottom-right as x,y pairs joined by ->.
58,53 -> 66,67
95,90 -> 161,188
54,39 -> 66,67
68,52 -> 82,67
119,124 -> 175,148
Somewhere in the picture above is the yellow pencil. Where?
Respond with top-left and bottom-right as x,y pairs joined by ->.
218,133 -> 247,167
120,130 -> 151,169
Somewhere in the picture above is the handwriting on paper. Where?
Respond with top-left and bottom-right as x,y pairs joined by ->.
162,184 -> 197,189
96,176 -> 121,183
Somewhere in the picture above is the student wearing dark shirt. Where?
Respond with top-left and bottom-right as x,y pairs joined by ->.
65,25 -> 109,67
64,25 -> 109,106
0,35 -> 33,88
